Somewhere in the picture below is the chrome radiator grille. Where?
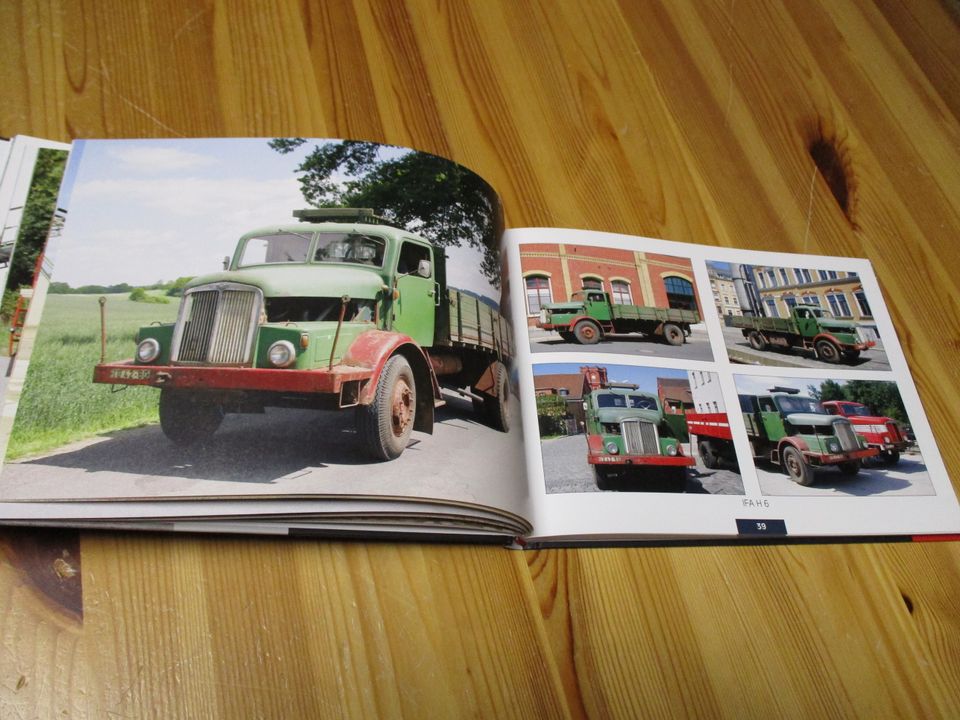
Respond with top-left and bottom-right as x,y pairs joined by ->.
622,420 -> 658,455
173,285 -> 261,365
834,420 -> 859,451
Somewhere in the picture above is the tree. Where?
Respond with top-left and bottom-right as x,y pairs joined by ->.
811,379 -> 845,402
813,379 -> 908,424
269,139 -> 504,286
5,148 -> 68,303
536,394 -> 570,437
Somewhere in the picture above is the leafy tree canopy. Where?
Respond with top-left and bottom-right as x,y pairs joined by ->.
269,139 -> 503,286
811,379 -> 908,424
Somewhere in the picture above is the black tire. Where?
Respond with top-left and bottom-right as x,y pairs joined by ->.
842,350 -> 861,363
879,449 -> 900,465
356,355 -> 416,461
159,389 -> 224,446
559,331 -> 576,343
782,445 -> 815,486
838,460 -> 861,475
595,466 -> 613,491
573,320 -> 602,345
662,323 -> 684,346
475,361 -> 510,432
815,339 -> 841,364
748,331 -> 768,351
699,440 -> 720,469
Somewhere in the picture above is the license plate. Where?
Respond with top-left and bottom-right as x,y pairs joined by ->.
108,367 -> 153,381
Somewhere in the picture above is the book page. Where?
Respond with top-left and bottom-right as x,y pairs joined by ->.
504,227 -> 960,542
0,138 -> 531,534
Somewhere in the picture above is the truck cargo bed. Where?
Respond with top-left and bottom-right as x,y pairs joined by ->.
443,289 -> 513,359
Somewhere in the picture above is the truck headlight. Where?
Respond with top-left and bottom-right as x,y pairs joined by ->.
605,442 -> 619,454
136,338 -> 161,363
666,444 -> 678,456
826,439 -> 840,452
267,340 -> 297,368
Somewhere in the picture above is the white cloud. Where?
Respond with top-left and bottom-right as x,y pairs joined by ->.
106,146 -> 218,174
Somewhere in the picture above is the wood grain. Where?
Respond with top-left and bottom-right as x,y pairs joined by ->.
1,0 -> 960,717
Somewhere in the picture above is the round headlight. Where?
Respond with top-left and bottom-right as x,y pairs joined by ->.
604,442 -> 619,454
267,340 -> 297,368
827,439 -> 840,452
882,435 -> 890,443
136,338 -> 161,363
666,444 -> 678,456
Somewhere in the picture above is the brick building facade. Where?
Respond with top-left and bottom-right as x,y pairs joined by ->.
519,244 -> 702,327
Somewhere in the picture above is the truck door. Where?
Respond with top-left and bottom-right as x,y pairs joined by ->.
585,292 -> 612,322
392,239 -> 436,346
759,396 -> 787,439
794,307 -> 819,337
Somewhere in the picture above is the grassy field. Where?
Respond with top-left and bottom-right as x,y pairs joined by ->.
7,293 -> 178,459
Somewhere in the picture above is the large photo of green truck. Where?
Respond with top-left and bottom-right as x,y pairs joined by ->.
707,261 -> 890,370
0,139 -> 527,511
734,376 -> 931,496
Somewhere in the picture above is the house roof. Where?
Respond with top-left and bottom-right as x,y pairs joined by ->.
534,373 -> 584,399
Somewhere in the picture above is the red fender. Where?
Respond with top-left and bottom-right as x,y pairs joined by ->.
343,330 -> 439,433
777,437 -> 809,462
568,315 -> 613,333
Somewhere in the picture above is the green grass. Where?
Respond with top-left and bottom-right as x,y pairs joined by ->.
7,293 -> 179,459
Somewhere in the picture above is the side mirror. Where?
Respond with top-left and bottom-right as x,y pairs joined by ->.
223,255 -> 230,270
417,259 -> 431,278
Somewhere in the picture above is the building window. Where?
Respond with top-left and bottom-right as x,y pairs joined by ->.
826,292 -> 852,317
854,291 -> 872,317
783,295 -> 797,309
779,268 -> 790,285
581,276 -> 603,290
801,294 -> 821,307
664,276 -> 696,310
611,280 -> 633,305
756,272 -> 766,289
795,267 -> 812,283
525,275 -> 552,315
766,270 -> 777,287
764,297 -> 780,318
825,270 -> 839,279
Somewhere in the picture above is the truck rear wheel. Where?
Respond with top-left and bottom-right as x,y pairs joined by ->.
815,339 -> 842,364
357,354 -> 416,461
699,440 -> 720,469
474,361 -> 510,432
748,331 -> 768,351
662,323 -> 684,346
782,445 -> 815,486
573,320 -> 602,345
159,389 -> 224,446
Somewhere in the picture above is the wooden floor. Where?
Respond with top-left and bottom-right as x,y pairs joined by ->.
2,1 -> 960,716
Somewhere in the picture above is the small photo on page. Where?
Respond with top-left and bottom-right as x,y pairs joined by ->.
706,261 -> 889,371
533,362 -> 744,494
734,375 -> 932,496
520,243 -> 713,361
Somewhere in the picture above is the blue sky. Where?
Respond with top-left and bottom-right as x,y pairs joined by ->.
533,362 -> 689,394
734,375 -> 846,396
49,138 -> 499,299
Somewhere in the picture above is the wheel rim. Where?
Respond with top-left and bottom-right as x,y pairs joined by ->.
668,328 -> 681,342
391,378 -> 414,437
819,342 -> 838,361
579,325 -> 596,340
785,450 -> 802,479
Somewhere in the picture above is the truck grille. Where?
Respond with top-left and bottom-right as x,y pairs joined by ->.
622,420 -> 658,455
173,284 -> 262,365
856,326 -> 879,343
834,420 -> 859,451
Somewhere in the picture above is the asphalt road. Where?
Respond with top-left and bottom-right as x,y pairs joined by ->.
0,392 -> 527,510
720,325 -> 891,370
540,433 -> 745,494
755,451 -> 932,496
528,324 -> 715,361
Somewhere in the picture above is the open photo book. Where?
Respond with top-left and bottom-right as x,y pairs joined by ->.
0,136 -> 956,546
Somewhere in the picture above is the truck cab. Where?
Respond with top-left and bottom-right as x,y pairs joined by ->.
821,400 -> 908,465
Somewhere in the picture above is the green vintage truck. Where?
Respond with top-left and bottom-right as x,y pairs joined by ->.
740,388 -> 877,485
580,366 -> 693,490
537,290 -> 700,345
93,209 -> 513,460
731,305 -> 876,364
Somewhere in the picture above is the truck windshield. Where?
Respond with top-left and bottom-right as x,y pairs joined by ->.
239,231 -> 313,266
313,233 -> 385,267
840,403 -> 871,416
775,396 -> 826,415
596,394 -> 657,410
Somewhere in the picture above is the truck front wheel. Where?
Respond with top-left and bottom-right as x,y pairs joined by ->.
159,389 -> 224,446
838,460 -> 861,475
357,354 -> 416,461
879,449 -> 900,465
782,445 -> 815,486
699,440 -> 720,469
662,323 -> 684,346
573,320 -> 602,345
815,339 -> 842,364
559,331 -> 576,343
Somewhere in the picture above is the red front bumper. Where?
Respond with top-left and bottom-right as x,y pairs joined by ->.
806,447 -> 878,466
587,453 -> 695,467
93,362 -> 373,394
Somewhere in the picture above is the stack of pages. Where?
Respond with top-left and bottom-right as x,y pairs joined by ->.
0,135 -> 956,546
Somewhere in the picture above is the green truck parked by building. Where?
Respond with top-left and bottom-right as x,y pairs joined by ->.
740,387 -> 877,485
580,366 -> 694,490
731,305 -> 876,364
537,289 -> 700,345
93,208 -> 513,461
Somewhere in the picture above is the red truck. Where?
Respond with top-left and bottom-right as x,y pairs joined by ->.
821,400 -> 909,465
